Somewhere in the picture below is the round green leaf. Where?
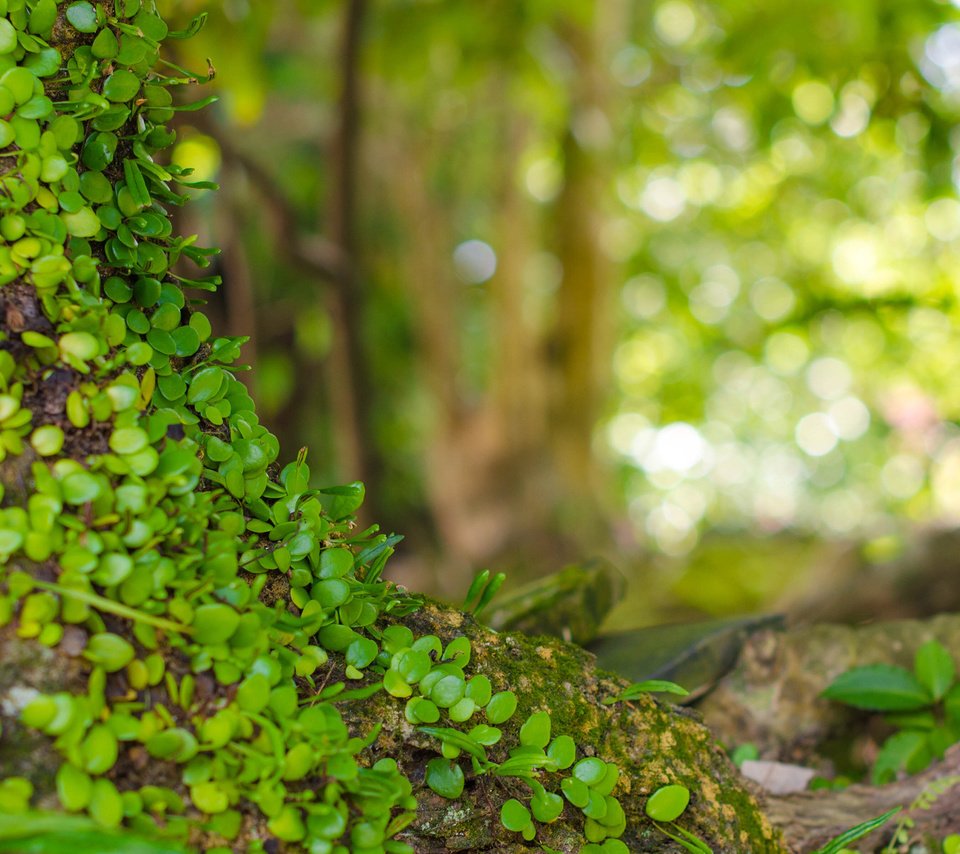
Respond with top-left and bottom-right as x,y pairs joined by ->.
425,757 -> 464,799
519,710 -> 551,749
346,636 -> 378,669
485,690 -> 518,724
92,28 -> 119,59
62,471 -> 103,504
103,69 -> 141,103
547,734 -> 576,770
237,673 -> 270,713
89,779 -> 123,828
56,763 -> 92,811
431,674 -> 466,709
573,757 -> 607,786
500,798 -> 531,832
80,724 -> 118,774
30,425 -> 64,457
192,603 -> 241,644
645,784 -> 690,822
2,68 -> 37,104
465,674 -> 492,706
0,19 -> 17,54
319,547 -> 354,578
382,669 -> 412,698
109,426 -> 149,455
531,790 -> 564,823
66,2 -> 98,33
448,697 -> 476,722
561,776 -> 590,808
405,697 -> 440,724
84,633 -> 135,672
191,781 -> 228,814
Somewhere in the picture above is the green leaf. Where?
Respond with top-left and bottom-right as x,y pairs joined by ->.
872,730 -> 932,784
417,726 -> 488,763
0,812 -> 190,853
603,679 -> 690,704
424,757 -> 464,799
547,734 -> 576,769
822,664 -> 932,711
572,757 -> 606,786
500,799 -> 531,832
83,633 -> 134,672
462,569 -> 490,612
65,2 -> 98,33
191,603 -> 240,644
103,69 -> 140,103
914,640 -> 956,701
531,789 -> 564,823
123,159 -> 151,209
485,690 -> 517,724
810,807 -> 900,854
519,710 -> 551,749
645,784 -> 690,822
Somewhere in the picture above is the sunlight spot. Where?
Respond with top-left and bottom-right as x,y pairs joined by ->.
623,275 -> 666,319
828,396 -> 870,440
689,265 -> 740,325
712,107 -> 754,152
764,331 -> 809,375
641,176 -> 686,222
795,412 -> 838,456
807,357 -> 852,400
646,502 -> 700,556
679,161 -> 724,206
921,24 -> 960,96
882,454 -> 925,499
606,413 -> 651,456
643,423 -> 707,473
525,157 -> 562,203
654,0 -> 698,46
453,240 -> 497,284
830,92 -> 871,138
172,134 -> 221,187
831,226 -> 891,289
925,197 -> 960,241
750,277 -> 795,322
792,80 -> 835,125
611,45 -> 652,87
821,490 -> 864,533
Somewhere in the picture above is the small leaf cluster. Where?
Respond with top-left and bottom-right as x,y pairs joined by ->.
822,639 -> 960,783
645,784 -> 712,853
415,661 -> 629,852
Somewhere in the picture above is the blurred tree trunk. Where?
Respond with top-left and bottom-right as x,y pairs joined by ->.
371,10 -> 620,586
325,0 -> 383,518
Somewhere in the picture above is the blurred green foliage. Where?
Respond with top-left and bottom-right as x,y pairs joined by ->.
161,0 -> 960,574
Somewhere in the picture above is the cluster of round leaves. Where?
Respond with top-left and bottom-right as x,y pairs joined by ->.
404,636 -> 630,853
0,4 -> 663,854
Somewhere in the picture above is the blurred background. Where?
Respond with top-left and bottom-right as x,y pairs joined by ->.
157,0 -> 960,627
